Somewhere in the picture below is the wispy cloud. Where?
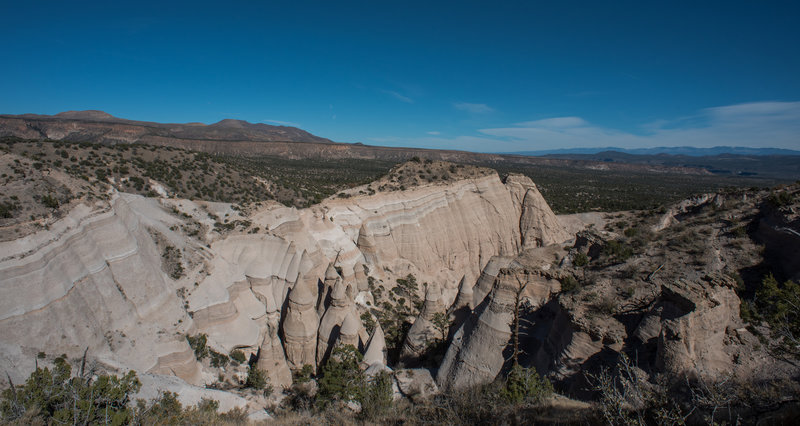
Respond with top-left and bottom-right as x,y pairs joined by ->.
426,131 -> 440,135
453,102 -> 494,114
380,89 -> 414,104
369,101 -> 800,153
478,101 -> 800,150
264,119 -> 299,127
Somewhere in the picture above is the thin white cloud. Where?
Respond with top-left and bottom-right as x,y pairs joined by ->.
516,117 -> 588,128
426,131 -> 441,135
368,101 -> 800,153
264,119 -> 299,127
380,89 -> 414,104
477,101 -> 800,150
453,102 -> 494,114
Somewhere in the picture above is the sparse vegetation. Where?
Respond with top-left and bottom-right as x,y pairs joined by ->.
229,349 -> 246,364
186,333 -> 209,360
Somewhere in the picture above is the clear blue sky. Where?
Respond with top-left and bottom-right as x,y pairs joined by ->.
2,1 -> 799,151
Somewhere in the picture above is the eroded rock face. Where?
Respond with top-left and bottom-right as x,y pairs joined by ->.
282,278 -> 319,370
448,276 -> 474,333
436,273 -> 517,391
362,324 -> 387,368
348,175 -> 523,288
400,284 -> 445,365
655,275 -> 742,381
317,281 -> 356,366
256,310 -> 292,390
395,369 -> 439,401
0,194 -> 203,385
505,174 -> 571,250
0,166 -> 571,398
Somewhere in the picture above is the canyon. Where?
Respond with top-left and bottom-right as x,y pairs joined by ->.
1,135 -> 799,423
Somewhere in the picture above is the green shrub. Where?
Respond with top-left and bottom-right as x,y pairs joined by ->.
573,252 -> 589,267
186,334 -> 209,360
768,191 -> 794,207
0,358 -> 140,424
0,201 -> 18,218
244,366 -> 270,393
603,240 -> 633,263
500,364 -> 553,404
361,311 -> 376,335
41,194 -> 59,209
292,364 -> 314,384
754,274 -> 800,356
209,350 -> 229,368
358,371 -> 394,420
229,349 -> 246,364
560,275 -> 580,292
317,344 -> 364,407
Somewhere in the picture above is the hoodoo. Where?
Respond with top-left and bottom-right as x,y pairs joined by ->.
281,277 -> 319,370
400,283 -> 445,365
316,280 -> 354,366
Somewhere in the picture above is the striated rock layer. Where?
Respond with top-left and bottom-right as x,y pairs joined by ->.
0,194 -> 202,385
0,167 -> 571,397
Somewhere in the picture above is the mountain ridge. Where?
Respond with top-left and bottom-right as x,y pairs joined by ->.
508,145 -> 800,156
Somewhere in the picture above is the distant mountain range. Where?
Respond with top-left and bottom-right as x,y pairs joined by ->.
0,110 -> 332,145
508,146 -> 800,157
2,111 -> 798,180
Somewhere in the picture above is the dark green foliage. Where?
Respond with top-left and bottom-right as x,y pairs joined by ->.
316,344 -> 364,407
0,357 -> 140,425
360,311 -> 376,335
374,274 -> 423,364
603,239 -> 634,263
0,201 -> 18,218
132,391 -> 248,424
768,190 -> 794,207
186,333 -> 209,359
559,275 -> 580,292
229,349 -> 246,364
292,364 -> 314,384
358,371 -> 394,420
431,311 -> 450,341
493,162 -> 775,214
210,349 -> 229,368
753,274 -> 800,356
573,252 -> 589,267
161,245 -> 184,279
40,194 -> 59,209
244,366 -> 269,392
499,364 -> 553,404
315,345 -> 394,417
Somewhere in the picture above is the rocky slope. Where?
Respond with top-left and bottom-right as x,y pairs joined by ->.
1,143 -> 798,422
0,157 -> 571,414
0,111 -> 712,176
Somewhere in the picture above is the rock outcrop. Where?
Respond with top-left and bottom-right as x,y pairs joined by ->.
317,281 -> 355,366
0,194 -> 203,385
255,312 -> 292,390
282,278 -> 319,370
505,174 -> 571,250
655,275 -> 742,381
0,161 -> 575,401
448,276 -> 474,332
436,272 -> 517,391
362,324 -> 387,368
400,284 -> 445,365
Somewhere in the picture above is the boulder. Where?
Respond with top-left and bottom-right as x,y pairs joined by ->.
395,368 -> 439,401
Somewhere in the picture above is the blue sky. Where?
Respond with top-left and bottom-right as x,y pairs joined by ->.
1,1 -> 799,151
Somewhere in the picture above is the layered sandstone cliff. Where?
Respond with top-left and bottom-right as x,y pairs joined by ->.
0,163 -> 573,404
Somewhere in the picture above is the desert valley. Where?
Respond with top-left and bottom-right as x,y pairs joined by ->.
0,112 -> 799,424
